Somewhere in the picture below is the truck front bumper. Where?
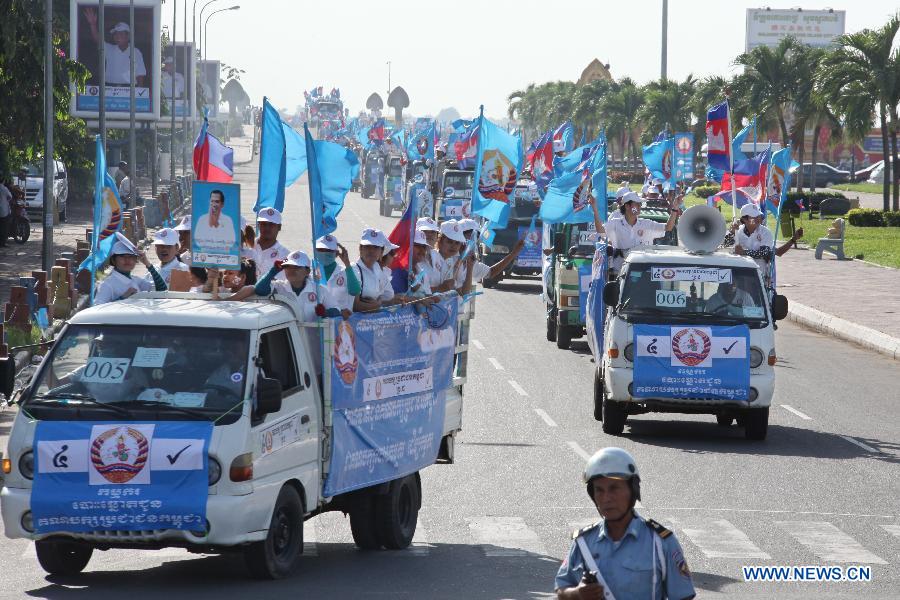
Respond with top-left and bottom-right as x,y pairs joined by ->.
604,366 -> 774,409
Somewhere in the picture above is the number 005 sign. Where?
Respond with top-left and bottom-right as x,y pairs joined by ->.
80,358 -> 131,383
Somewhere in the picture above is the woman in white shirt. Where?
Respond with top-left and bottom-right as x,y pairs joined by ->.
353,228 -> 399,312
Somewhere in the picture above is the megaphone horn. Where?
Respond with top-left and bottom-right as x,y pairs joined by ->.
677,205 -> 726,254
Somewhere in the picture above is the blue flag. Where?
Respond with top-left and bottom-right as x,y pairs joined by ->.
304,123 -> 360,239
407,122 -> 435,161
540,138 -> 606,225
79,136 -> 123,285
732,118 -> 756,163
553,138 -> 603,177
642,137 -> 675,182
471,107 -> 522,227
768,146 -> 793,217
256,97 -> 308,213
553,121 -> 575,152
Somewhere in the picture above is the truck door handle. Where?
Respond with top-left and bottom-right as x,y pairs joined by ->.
300,414 -> 310,424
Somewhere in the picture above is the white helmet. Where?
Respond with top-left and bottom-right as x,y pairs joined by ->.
583,447 -> 641,501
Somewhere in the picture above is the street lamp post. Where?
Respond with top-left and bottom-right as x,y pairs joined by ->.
197,0 -> 223,65
170,0 -> 177,185
204,5 -> 239,62
193,0 -> 220,159
182,0 -> 188,177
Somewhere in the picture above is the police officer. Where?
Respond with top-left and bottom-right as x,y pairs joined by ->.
95,235 -> 167,304
145,227 -> 189,285
556,447 -> 696,600
253,207 -> 290,280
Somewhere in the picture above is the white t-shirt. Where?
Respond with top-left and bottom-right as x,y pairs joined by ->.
194,214 -> 236,251
253,241 -> 290,281
324,264 -> 355,311
454,260 -> 491,288
271,277 -> 336,322
104,42 -> 147,85
705,288 -> 756,314
353,261 -> 394,302
736,225 -> 775,274
425,248 -> 457,290
95,269 -> 152,305
0,184 -> 11,218
145,257 -> 189,286
604,217 -> 667,272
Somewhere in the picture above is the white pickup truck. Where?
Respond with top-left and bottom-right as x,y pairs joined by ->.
1,291 -> 473,579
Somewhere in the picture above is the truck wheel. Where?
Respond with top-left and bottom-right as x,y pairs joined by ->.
556,323 -> 572,350
349,493 -> 381,550
601,399 -> 627,435
546,307 -> 557,342
244,485 -> 304,579
743,408 -> 769,441
35,540 -> 93,575
482,277 -> 497,289
593,369 -> 604,422
375,474 -> 420,550
716,415 -> 734,427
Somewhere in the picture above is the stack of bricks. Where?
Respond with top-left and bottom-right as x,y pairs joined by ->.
4,287 -> 32,335
31,270 -> 48,311
75,239 -> 92,293
49,262 -> 73,319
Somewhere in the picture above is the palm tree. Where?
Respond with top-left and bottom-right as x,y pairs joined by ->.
637,75 -> 697,143
818,16 -> 900,210
600,78 -> 645,161
573,79 -> 611,141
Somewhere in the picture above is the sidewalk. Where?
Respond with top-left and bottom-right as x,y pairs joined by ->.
777,246 -> 900,358
822,187 -> 890,210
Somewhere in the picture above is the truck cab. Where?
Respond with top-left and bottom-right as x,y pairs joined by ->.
479,180 -> 542,287
18,160 -> 68,222
2,291 -> 473,579
437,169 -> 474,221
381,155 -> 404,216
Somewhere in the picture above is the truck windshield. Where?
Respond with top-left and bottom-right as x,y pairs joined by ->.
619,264 -> 767,325
388,160 -> 402,177
22,163 -> 43,177
443,172 -> 473,192
24,325 -> 250,421
510,186 -> 539,219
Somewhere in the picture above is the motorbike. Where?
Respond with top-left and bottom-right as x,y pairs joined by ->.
9,186 -> 31,244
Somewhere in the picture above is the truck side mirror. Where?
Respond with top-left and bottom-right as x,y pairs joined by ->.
256,376 -> 283,416
771,294 -> 789,321
603,281 -> 620,306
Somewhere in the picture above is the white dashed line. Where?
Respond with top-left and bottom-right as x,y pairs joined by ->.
777,521 -> 887,564
533,408 -> 558,427
507,380 -> 528,396
471,339 -> 485,350
566,441 -> 591,461
779,404 -> 812,420
487,357 -> 504,370
839,435 -> 880,454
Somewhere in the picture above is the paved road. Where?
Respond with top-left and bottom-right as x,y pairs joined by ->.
2,159 -> 899,599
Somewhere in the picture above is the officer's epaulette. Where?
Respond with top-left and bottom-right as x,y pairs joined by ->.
571,522 -> 600,539
645,518 -> 672,539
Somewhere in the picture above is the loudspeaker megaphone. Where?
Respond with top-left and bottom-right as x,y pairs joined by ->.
677,205 -> 726,254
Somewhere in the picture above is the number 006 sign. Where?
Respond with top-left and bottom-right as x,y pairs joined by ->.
655,290 -> 686,308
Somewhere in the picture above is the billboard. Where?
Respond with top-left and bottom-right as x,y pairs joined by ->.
198,60 -> 221,118
746,9 -> 845,51
164,42 -> 196,118
69,0 -> 161,121
673,132 -> 694,181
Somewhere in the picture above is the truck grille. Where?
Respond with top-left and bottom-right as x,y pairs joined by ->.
69,529 -> 170,542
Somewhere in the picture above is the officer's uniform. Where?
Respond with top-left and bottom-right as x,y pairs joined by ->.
556,513 -> 696,600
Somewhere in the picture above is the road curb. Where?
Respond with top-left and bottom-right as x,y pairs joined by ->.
787,301 -> 900,361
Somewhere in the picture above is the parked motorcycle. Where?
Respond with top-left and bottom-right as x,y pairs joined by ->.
9,186 -> 31,244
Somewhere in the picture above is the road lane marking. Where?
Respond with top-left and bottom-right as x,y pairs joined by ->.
675,519 -> 770,559
508,380 -> 528,396
779,404 -> 812,420
777,521 -> 887,564
533,408 -> 558,427
303,515 -> 319,556
566,441 -> 591,461
881,524 -> 900,540
839,435 -> 880,454
471,339 -> 485,350
488,357 -> 504,370
466,517 -> 546,557
408,521 -> 432,556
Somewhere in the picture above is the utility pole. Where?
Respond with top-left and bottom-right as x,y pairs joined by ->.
386,61 -> 391,98
182,0 -> 188,177
661,0 -> 668,81
42,0 -> 54,271
170,0 -> 177,184
99,0 -> 106,152
129,0 -> 136,209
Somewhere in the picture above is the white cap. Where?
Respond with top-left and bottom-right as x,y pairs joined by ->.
619,191 -> 645,205
640,184 -> 650,195
615,186 -> 631,199
359,227 -> 384,246
413,230 -> 429,246
552,139 -> 565,153
458,218 -> 478,232
315,234 -> 338,251
377,231 -> 400,252
110,22 -> 130,34
416,217 -> 439,232
257,207 -> 283,225
740,203 -> 763,219
151,227 -> 179,246
440,220 -> 466,243
282,250 -> 310,268
111,232 -> 139,256
174,215 -> 192,231
651,177 -> 664,186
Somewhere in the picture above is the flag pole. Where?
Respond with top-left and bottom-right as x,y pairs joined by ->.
726,98 -> 737,220
90,135 -> 101,306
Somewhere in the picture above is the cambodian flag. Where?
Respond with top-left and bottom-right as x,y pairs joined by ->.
526,130 -> 554,192
193,111 -> 234,183
553,121 -> 575,152
454,123 -> 480,169
368,118 -> 385,145
706,101 -> 731,172
717,146 -> 771,207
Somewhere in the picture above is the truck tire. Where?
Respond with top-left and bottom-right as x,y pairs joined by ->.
602,399 -> 627,435
35,539 -> 93,575
349,493 -> 381,550
716,415 -> 734,427
593,369 -> 604,421
546,307 -> 557,342
556,323 -> 572,350
482,277 -> 497,289
375,474 -> 420,550
244,485 -> 304,579
743,408 -> 769,441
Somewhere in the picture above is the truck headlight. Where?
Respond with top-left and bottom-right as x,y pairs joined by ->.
623,344 -> 634,362
18,450 -> 34,480
208,457 -> 222,486
749,347 -> 764,368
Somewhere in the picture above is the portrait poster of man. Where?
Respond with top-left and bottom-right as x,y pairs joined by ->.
191,181 -> 240,269
70,0 -> 161,120
164,42 -> 195,118
198,60 -> 221,118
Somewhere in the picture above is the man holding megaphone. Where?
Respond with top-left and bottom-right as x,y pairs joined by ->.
589,191 -> 680,276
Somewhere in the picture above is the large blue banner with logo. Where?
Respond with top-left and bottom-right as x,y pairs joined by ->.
325,297 -> 459,496
673,133 -> 695,182
31,421 -> 212,533
633,324 -> 750,400
585,243 -> 608,362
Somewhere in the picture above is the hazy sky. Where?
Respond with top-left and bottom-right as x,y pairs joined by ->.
199,0 -> 899,120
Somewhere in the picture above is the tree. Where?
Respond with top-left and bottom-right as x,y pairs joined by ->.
573,79 -> 611,141
818,17 -> 900,210
600,78 -> 645,159
637,75 -> 697,143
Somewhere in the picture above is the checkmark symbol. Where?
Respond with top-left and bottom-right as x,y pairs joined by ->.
166,444 -> 191,465
722,341 -> 738,354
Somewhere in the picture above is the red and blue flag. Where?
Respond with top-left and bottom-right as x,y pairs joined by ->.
706,101 -> 731,172
193,112 -> 234,183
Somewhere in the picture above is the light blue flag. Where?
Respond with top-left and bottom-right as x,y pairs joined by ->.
768,146 -> 793,217
407,122 -> 435,161
732,118 -> 755,163
356,125 -> 372,146
304,123 -> 360,239
540,139 -> 606,225
553,121 -> 575,152
79,136 -> 124,286
471,106 -> 522,228
480,220 -> 499,250
642,137 -> 674,182
553,138 -> 602,177
256,97 -> 308,213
